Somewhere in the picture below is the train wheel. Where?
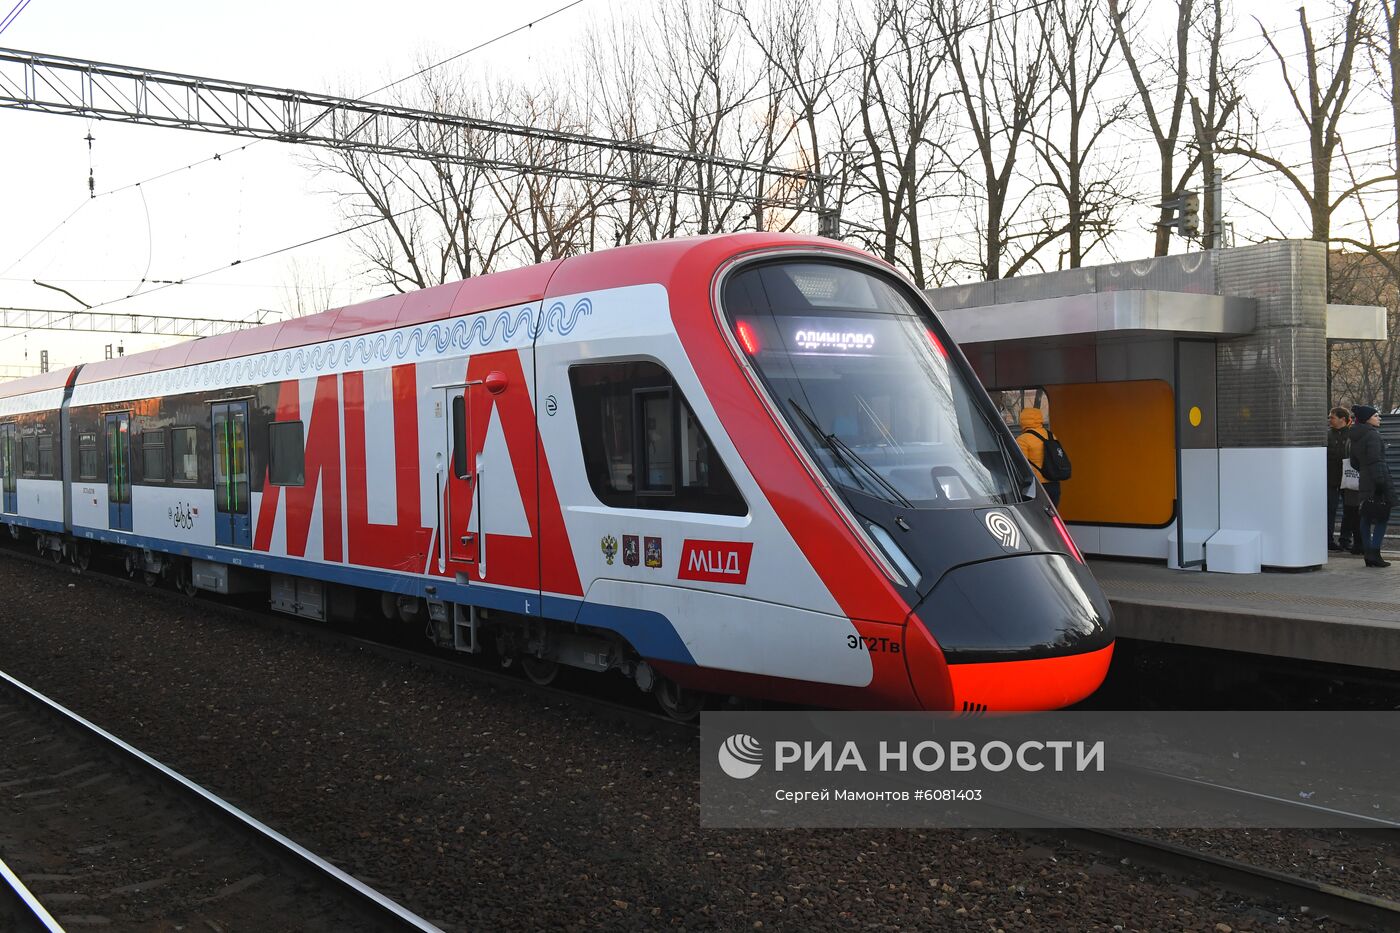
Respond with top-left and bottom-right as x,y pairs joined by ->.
520,656 -> 559,686
177,563 -> 199,598
142,570 -> 159,587
655,678 -> 704,722
72,544 -> 90,572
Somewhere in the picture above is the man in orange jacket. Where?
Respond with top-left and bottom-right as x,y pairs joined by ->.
1017,407 -> 1061,506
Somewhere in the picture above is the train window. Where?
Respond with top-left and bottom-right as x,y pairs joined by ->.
451,395 -> 469,479
77,433 -> 98,481
171,427 -> 199,484
21,435 -> 37,477
636,388 -> 675,494
36,435 -> 54,478
268,420 -> 306,486
141,429 -> 168,483
569,361 -> 746,516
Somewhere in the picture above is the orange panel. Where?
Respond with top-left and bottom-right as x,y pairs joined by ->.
945,644 -> 1115,711
1044,380 -> 1176,527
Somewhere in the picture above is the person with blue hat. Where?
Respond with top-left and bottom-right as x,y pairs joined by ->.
1349,405 -> 1392,568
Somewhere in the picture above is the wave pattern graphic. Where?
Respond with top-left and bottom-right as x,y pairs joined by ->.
75,298 -> 594,405
0,389 -> 64,418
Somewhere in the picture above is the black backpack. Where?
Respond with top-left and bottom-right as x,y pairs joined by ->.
1025,428 -> 1072,481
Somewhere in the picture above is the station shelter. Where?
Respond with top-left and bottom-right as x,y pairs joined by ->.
927,240 -> 1386,573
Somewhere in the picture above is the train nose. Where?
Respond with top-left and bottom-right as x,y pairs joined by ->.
903,553 -> 1114,711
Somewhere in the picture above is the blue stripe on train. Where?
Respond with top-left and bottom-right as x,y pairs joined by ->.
61,524 -> 696,665
0,514 -> 66,533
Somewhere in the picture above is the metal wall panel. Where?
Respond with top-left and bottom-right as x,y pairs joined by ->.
1215,241 -> 1327,448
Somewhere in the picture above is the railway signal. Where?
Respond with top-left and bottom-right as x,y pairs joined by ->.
1155,191 -> 1200,238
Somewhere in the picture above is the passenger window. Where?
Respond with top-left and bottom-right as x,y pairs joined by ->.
637,388 -> 674,494
36,435 -> 54,478
268,421 -> 306,486
141,429 -> 168,483
77,433 -> 98,481
21,435 -> 36,477
171,427 -> 199,484
569,361 -> 745,516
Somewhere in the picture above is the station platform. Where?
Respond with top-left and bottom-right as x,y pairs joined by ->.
1090,555 -> 1400,672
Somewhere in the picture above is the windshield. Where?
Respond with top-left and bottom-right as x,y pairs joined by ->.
723,260 -> 1027,509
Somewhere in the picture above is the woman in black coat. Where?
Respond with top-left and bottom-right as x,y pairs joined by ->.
1349,405 -> 1392,568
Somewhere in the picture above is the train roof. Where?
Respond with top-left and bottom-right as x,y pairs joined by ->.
0,366 -> 78,401
3,232 -> 858,399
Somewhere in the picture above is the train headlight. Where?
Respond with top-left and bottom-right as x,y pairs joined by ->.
867,523 -> 921,588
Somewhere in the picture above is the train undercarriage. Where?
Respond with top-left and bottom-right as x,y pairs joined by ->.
17,527 -> 709,720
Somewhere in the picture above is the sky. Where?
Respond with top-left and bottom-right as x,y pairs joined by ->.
0,0 -> 591,373
0,0 -> 1384,376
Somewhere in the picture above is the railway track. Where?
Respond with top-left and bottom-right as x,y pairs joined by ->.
1051,827 -> 1400,931
0,667 -> 442,932
3,542 -> 1400,929
1,855 -> 62,933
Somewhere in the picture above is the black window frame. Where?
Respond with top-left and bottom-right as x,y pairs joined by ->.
21,432 -> 38,478
268,420 -> 306,487
568,360 -> 746,517
36,434 -> 54,479
170,426 -> 200,485
451,395 -> 470,480
77,432 -> 99,481
140,427 -> 168,483
633,385 -> 676,496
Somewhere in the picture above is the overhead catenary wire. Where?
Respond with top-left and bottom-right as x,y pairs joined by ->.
0,0 -> 594,296
2,0 -> 1393,338
0,0 -> 1064,332
0,0 -> 34,37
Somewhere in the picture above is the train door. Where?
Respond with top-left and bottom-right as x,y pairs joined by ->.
0,422 -> 16,514
443,385 -> 480,569
212,401 -> 252,548
104,412 -> 132,531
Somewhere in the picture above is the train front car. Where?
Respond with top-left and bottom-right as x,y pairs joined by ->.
715,250 -> 1113,712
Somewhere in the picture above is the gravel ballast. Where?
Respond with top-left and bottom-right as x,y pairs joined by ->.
0,553 -> 1389,931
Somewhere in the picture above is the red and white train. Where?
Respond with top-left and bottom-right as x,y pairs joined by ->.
0,233 -> 1112,716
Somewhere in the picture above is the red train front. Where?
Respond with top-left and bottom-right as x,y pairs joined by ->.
0,233 -> 1112,715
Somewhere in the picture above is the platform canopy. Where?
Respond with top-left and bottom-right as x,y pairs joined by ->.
933,289 -> 1257,345
1326,303 -> 1388,342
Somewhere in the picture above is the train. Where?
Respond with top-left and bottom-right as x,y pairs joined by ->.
0,233 -> 1113,717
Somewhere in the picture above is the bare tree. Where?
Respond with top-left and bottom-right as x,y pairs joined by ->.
279,260 -> 342,318
310,67 -> 517,290
1328,0 -> 1400,265
846,0 -> 956,287
1187,0 -> 1242,249
1109,0 -> 1204,256
1032,0 -> 1129,268
1326,1 -> 1400,410
490,80 -> 610,265
938,0 -> 1058,279
728,0 -> 853,230
1330,249 -> 1400,410
1225,1 -> 1385,243
647,0 -> 762,236
1381,0 -> 1400,261
582,11 -> 686,245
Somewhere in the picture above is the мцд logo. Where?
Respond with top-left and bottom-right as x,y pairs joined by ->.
718,733 -> 764,779
982,510 -> 1022,550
